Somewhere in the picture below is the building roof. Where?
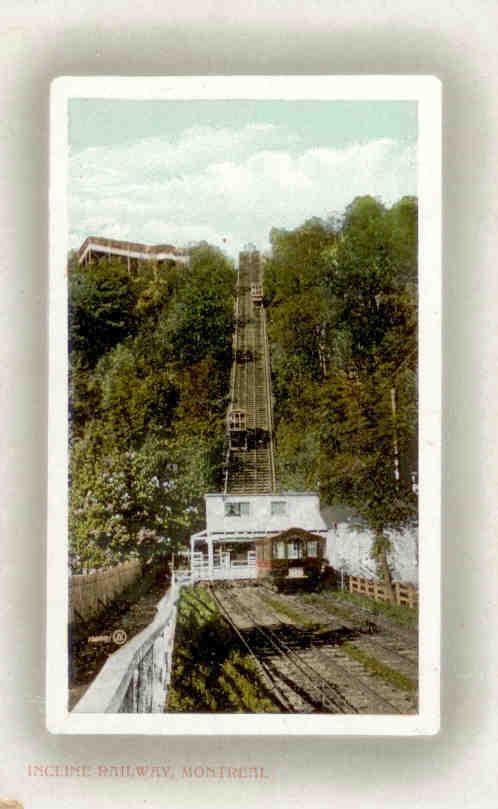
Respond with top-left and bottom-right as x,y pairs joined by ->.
77,236 -> 189,264
255,527 -> 326,545
205,491 -> 321,498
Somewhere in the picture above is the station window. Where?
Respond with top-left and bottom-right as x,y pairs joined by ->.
273,541 -> 286,559
271,501 -> 287,516
307,541 -> 318,558
224,501 -> 250,517
287,539 -> 303,560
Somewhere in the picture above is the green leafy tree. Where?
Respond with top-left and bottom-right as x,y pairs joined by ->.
68,243 -> 235,572
266,196 -> 418,591
69,257 -> 137,366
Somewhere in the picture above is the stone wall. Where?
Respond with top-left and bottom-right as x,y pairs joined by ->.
69,559 -> 142,625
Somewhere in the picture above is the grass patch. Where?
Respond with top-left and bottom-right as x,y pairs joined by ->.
314,590 -> 418,630
218,651 -> 277,713
342,642 -> 417,692
258,592 -> 315,629
167,586 -> 279,713
301,593 -> 357,624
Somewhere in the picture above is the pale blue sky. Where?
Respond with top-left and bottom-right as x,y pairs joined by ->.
69,100 -> 417,257
69,99 -> 417,152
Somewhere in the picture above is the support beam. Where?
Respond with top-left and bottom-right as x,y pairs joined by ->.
190,535 -> 196,578
207,537 -> 214,577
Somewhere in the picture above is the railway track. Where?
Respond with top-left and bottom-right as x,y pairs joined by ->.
210,584 -> 357,713
254,588 -> 418,713
226,250 -> 275,494
274,591 -> 418,683
212,584 -> 416,714
242,586 -> 415,714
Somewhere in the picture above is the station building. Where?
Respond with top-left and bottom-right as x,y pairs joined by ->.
190,492 -> 328,580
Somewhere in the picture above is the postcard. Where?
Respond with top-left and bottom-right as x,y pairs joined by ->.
47,75 -> 441,734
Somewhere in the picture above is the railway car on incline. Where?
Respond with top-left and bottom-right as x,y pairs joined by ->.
255,527 -> 327,591
228,409 -> 247,450
250,282 -> 264,305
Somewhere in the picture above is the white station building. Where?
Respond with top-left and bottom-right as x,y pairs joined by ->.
190,492 -> 328,580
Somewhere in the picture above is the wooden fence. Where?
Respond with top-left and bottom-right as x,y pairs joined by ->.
69,560 -> 142,625
348,575 -> 418,609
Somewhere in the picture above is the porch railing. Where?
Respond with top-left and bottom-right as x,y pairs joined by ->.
190,551 -> 257,582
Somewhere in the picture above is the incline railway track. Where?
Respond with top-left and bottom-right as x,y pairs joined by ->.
225,249 -> 276,494
277,592 -> 418,683
210,584 -> 417,714
205,247 -> 418,714
209,584 -> 357,713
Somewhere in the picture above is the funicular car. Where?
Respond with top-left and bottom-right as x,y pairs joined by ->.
255,527 -> 327,590
250,283 -> 263,305
228,409 -> 248,450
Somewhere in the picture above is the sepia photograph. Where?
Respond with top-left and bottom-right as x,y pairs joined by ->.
47,76 -> 441,734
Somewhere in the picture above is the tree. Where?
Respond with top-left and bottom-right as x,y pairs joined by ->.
266,196 -> 418,592
317,366 -> 417,596
68,243 -> 235,571
162,245 -> 235,368
69,257 -> 137,366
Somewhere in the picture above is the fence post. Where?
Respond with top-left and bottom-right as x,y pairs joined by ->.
341,573 -> 417,609
393,581 -> 398,605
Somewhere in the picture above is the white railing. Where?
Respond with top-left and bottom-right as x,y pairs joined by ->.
73,575 -> 187,714
190,552 -> 257,583
194,565 -> 257,582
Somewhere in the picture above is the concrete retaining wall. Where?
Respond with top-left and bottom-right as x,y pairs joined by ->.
69,560 -> 142,625
326,524 -> 418,585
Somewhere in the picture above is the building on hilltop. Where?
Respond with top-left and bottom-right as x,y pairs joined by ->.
77,236 -> 190,270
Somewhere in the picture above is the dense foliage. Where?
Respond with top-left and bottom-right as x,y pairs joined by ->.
265,196 -> 418,582
69,194 -> 417,584
68,246 -> 235,572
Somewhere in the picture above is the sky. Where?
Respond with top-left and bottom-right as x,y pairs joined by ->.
69,100 -> 417,259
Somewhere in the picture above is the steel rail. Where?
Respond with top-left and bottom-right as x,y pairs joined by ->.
207,585 -> 293,712
218,586 -> 355,713
225,250 -> 276,494
284,595 -> 418,674
254,589 -> 404,714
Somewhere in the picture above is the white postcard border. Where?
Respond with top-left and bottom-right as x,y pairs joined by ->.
47,74 -> 441,735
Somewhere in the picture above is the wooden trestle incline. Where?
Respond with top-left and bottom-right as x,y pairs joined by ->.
225,250 -> 277,495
